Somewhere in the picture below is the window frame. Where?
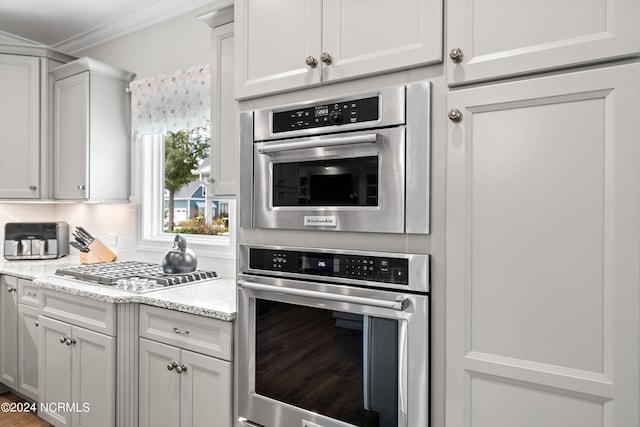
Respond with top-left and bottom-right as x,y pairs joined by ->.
133,133 -> 235,259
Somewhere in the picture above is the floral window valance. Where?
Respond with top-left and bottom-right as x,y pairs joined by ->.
129,64 -> 211,136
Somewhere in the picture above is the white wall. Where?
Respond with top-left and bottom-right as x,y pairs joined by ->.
75,5 -> 214,79
0,3 -> 235,276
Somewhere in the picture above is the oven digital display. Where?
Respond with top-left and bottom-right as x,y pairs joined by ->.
315,106 -> 329,117
302,255 -> 337,273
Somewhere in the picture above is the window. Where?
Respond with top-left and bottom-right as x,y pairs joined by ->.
129,65 -> 233,253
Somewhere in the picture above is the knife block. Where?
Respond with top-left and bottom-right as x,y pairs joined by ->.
79,238 -> 117,264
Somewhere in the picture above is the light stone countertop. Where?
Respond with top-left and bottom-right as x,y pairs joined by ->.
0,258 -> 237,321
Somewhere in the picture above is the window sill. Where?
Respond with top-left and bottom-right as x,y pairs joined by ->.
136,234 -> 234,260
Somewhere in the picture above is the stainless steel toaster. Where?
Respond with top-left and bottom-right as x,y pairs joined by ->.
4,222 -> 69,260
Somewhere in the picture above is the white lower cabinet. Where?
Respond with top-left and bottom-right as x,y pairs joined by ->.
0,276 -> 40,400
17,303 -> 39,400
0,276 -> 19,389
446,61 -> 640,426
139,338 -> 231,427
39,290 -> 116,427
138,305 -> 232,427
39,316 -> 115,427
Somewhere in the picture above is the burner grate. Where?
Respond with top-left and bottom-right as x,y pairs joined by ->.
55,261 -> 217,289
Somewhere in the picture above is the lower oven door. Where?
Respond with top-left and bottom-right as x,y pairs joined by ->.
237,274 -> 429,427
253,127 -> 406,233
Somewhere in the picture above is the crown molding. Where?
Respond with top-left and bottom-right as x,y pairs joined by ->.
197,0 -> 234,28
0,31 -> 75,62
0,31 -> 44,46
52,0 -> 216,55
50,57 -> 136,81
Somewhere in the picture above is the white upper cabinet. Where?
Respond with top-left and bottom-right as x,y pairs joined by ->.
447,0 -> 640,85
321,0 -> 442,82
211,21 -> 238,197
235,0 -> 321,98
0,54 -> 41,199
51,58 -> 135,201
235,0 -> 442,99
200,2 -> 239,198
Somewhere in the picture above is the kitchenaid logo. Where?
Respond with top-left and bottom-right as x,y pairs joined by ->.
304,216 -> 337,227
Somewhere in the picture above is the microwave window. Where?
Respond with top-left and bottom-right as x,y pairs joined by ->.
272,157 -> 378,207
255,300 -> 399,427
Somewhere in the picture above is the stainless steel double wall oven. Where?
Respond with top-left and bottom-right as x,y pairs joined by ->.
238,81 -> 432,427
240,81 -> 431,234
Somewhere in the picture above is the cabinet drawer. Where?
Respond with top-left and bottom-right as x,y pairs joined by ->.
40,290 -> 115,336
17,279 -> 40,308
139,305 -> 232,361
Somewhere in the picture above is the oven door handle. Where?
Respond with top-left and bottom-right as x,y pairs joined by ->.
238,280 -> 407,311
257,133 -> 381,154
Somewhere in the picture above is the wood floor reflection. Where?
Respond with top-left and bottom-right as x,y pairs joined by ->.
0,392 -> 52,427
255,300 -> 381,426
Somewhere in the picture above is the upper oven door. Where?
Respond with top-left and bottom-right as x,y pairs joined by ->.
253,127 -> 405,233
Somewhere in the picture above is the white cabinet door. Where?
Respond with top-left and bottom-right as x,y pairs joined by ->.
0,276 -> 18,388
236,0 -> 443,99
39,316 -> 73,426
180,349 -> 231,427
322,0 -> 442,83
211,21 -> 238,197
446,62 -> 640,427
0,54 -> 40,198
40,316 -> 115,427
17,303 -> 39,401
235,0 -> 322,99
447,0 -> 640,85
54,72 -> 89,199
139,338 -> 181,427
72,326 -> 115,427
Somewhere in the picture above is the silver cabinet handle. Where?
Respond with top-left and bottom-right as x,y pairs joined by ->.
258,133 -> 381,154
320,51 -> 333,65
175,364 -> 188,374
172,327 -> 189,335
66,338 -> 76,346
60,336 -> 67,344
305,56 -> 318,68
7,287 -> 16,293
167,361 -> 178,371
29,185 -> 37,191
238,280 -> 407,311
35,320 -> 39,327
25,291 -> 38,297
77,184 -> 86,190
449,48 -> 463,63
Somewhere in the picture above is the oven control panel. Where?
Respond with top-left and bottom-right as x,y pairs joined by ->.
249,248 -> 409,285
272,95 -> 379,133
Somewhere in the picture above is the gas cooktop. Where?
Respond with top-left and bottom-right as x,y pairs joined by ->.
55,261 -> 218,293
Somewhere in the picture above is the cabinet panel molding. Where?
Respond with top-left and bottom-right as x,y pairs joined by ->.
446,62 -> 640,427
447,0 -> 640,85
0,54 -> 41,198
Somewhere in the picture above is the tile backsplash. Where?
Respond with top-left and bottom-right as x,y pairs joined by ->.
0,202 -> 136,252
0,202 -> 235,276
